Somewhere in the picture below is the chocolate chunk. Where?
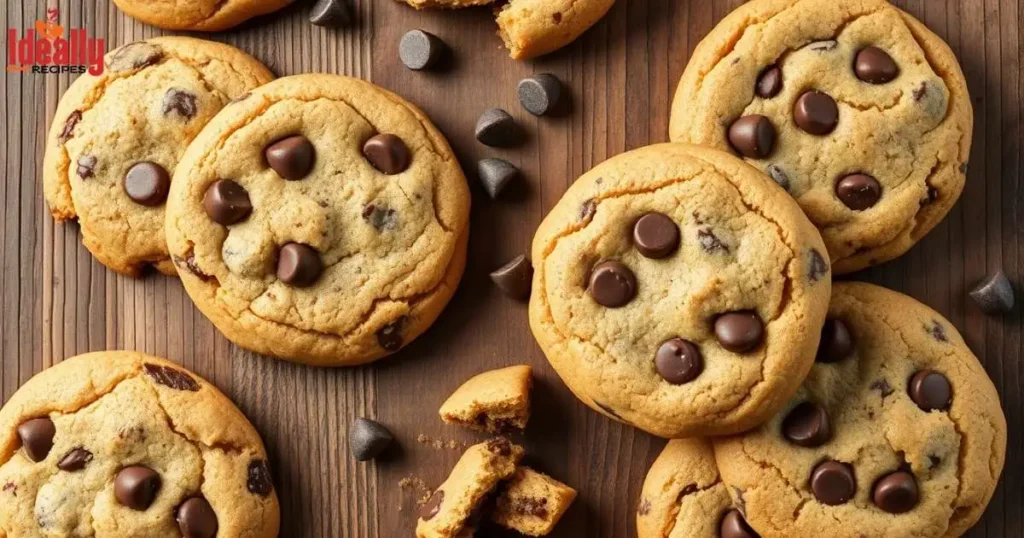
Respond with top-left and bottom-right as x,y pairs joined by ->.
714,311 -> 764,353
518,74 -> 563,116
144,363 -> 200,391
276,243 -> 323,287
490,254 -> 533,300
728,115 -> 775,159
177,496 -> 219,538
872,471 -> 919,514
17,417 -> 56,462
477,158 -> 519,199
794,91 -> 839,135
633,212 -> 680,259
363,134 -> 411,175
309,0 -> 353,27
908,369 -> 952,411
349,417 -> 394,461
855,46 -> 899,84
57,448 -> 93,472
810,460 -> 855,505
76,155 -> 97,179
162,89 -> 197,120
655,338 -> 703,384
124,162 -> 170,206
807,40 -> 837,52
475,108 -> 522,147
756,65 -> 782,98
203,179 -> 252,225
720,509 -> 760,538
115,466 -> 162,510
816,318 -> 853,363
107,41 -> 163,72
420,490 -> 444,520
362,204 -> 397,231
782,402 -> 832,447
58,110 -> 82,144
808,249 -> 829,282
587,260 -> 637,308
377,317 -> 406,352
400,30 -> 446,71
247,459 -> 274,496
697,228 -> 729,253
266,135 -> 315,180
766,164 -> 790,191
835,173 -> 881,210
969,270 -> 1015,314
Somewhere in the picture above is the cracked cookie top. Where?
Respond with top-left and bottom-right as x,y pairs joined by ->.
713,282 -> 1006,538
669,0 -> 972,274
43,37 -> 274,277
528,143 -> 831,438
166,74 -> 470,367
112,0 -> 293,31
0,351 -> 279,538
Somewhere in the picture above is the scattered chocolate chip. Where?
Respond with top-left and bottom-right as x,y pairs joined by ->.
477,158 -> 519,199
766,164 -> 790,191
697,228 -> 729,253
115,465 -> 162,510
855,46 -> 899,84
276,243 -> 323,287
17,417 -> 56,462
808,249 -> 829,282
913,82 -> 928,101
872,471 -> 919,514
162,89 -> 198,120
490,254 -> 533,300
475,108 -> 522,147
807,40 -> 837,52
816,318 -> 853,363
57,448 -> 93,472
247,459 -> 273,496
782,402 -> 832,447
349,417 -> 394,461
728,115 -> 775,159
633,212 -> 679,259
794,91 -> 839,135
720,509 -> 760,538
588,260 -> 637,308
124,162 -> 171,206
714,311 -> 763,353
58,110 -> 82,144
756,65 -> 783,98
76,155 -> 97,179
908,369 -> 952,411
266,135 -> 315,180
655,338 -> 703,384
362,204 -> 397,231
309,0 -> 353,27
144,363 -> 200,391
518,74 -> 563,116
363,134 -> 411,175
835,173 -> 881,210
400,30 -> 447,71
810,460 -> 855,505
579,199 -> 597,221
107,41 -> 163,72
177,496 -> 218,538
203,180 -> 252,225
377,317 -> 406,352
926,320 -> 947,342
969,270 -> 1015,314
420,490 -> 444,520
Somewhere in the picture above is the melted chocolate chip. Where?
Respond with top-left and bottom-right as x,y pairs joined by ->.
162,89 -> 198,119
377,317 -> 407,352
697,228 -> 729,253
926,320 -> 948,342
174,250 -> 213,282
766,164 -> 790,191
913,82 -> 929,101
107,41 -> 164,72
76,155 -> 97,179
420,490 -> 444,520
362,204 -> 397,231
57,448 -> 93,472
580,199 -> 597,221
808,249 -> 829,282
58,110 -> 82,144
247,459 -> 273,496
871,379 -> 894,399
144,363 -> 200,391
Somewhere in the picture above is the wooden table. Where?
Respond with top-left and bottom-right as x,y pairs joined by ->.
2,0 -> 1021,535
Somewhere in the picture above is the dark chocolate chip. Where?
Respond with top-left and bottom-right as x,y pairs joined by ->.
362,204 -> 397,231
58,110 -> 82,144
266,135 -> 315,180
124,162 -> 170,206
756,65 -> 782,98
203,180 -> 252,225
57,448 -> 93,472
486,436 -> 513,456
177,496 -> 218,538
400,30 -> 446,71
816,318 -> 853,363
475,108 -> 522,147
17,418 -> 56,462
107,41 -> 163,72
587,260 -> 637,308
766,164 -> 790,191
580,199 -> 597,221
807,40 -> 837,51
309,0 -> 353,27
377,317 -> 406,352
835,173 -> 881,210
728,115 -> 775,159
115,465 -> 161,510
698,228 -> 729,253
855,46 -> 899,84
908,369 -> 952,411
871,379 -> 894,399
478,158 -> 519,199
655,338 -> 703,384
144,363 -> 200,391
349,417 -> 394,461
720,509 -> 760,538
363,134 -> 411,175
969,270 -> 1015,314
247,459 -> 273,496
926,320 -> 948,342
714,311 -> 764,353
162,89 -> 198,120
76,155 -> 97,179
420,490 -> 444,520
490,254 -> 533,300
808,249 -> 829,282
175,250 -> 213,282
276,243 -> 323,287
794,91 -> 839,135
782,402 -> 832,447
518,74 -> 563,116
633,212 -> 680,259
872,471 -> 919,514
810,460 -> 855,505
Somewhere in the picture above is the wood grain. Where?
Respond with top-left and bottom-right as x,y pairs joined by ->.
1,0 -> 1021,535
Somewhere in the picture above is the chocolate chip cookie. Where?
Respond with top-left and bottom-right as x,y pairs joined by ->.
529,143 -> 831,438
113,0 -> 293,31
0,351 -> 279,538
492,467 -> 576,535
43,37 -> 273,276
439,366 -> 533,433
670,0 -> 971,274
714,282 -> 1006,537
165,74 -> 470,366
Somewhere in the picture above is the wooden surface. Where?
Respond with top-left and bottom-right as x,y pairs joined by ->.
1,0 -> 1021,535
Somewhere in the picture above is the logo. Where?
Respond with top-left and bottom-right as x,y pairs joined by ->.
7,9 -> 105,75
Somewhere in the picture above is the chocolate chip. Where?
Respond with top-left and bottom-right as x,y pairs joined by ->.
926,320 -> 947,342
518,74 -> 563,116
475,108 -> 522,147
913,82 -> 928,101
655,338 -> 703,384
766,164 -> 790,191
115,466 -> 161,510
928,455 -> 942,469
266,135 -> 315,180
808,249 -> 829,282
816,318 -> 853,363
377,317 -> 406,352
698,228 -> 729,253
637,498 -> 651,516
76,155 -> 97,179
362,204 -> 397,231
177,496 -> 218,538
854,46 -> 899,84
794,91 -> 839,135
57,448 -> 93,472
400,30 -> 446,71
58,110 -> 82,144
587,260 -> 637,308
970,270 -> 1015,314
782,402 -> 831,447
276,243 -> 323,287
728,115 -> 775,159
908,369 -> 952,411
579,199 -> 597,221
871,379 -> 894,399
633,212 -> 680,259
144,363 -> 200,391
810,460 -> 855,505
486,436 -> 513,456
349,417 -> 394,461
162,89 -> 197,120
124,162 -> 170,206
309,0 -> 353,27
203,180 -> 252,225
807,40 -> 837,52
477,158 -> 519,199
756,65 -> 782,98
107,41 -> 163,72
17,418 -> 55,462
175,249 -> 212,282
835,173 -> 881,210
872,471 -> 919,514
420,490 -> 444,520
247,459 -> 273,496
720,509 -> 760,538
363,134 -> 411,175
490,254 -> 533,300
714,311 -> 763,353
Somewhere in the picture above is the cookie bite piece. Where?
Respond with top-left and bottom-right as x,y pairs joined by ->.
713,282 -> 1007,537
492,467 -> 576,536
113,0 -> 293,31
529,143 -> 831,438
43,37 -> 273,277
440,366 -> 533,433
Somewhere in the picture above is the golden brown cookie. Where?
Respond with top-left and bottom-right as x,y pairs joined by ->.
492,467 -> 576,536
439,366 -> 533,433
113,0 -> 293,31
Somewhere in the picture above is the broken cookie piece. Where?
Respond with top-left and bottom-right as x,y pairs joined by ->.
439,366 -> 532,433
492,467 -> 577,536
